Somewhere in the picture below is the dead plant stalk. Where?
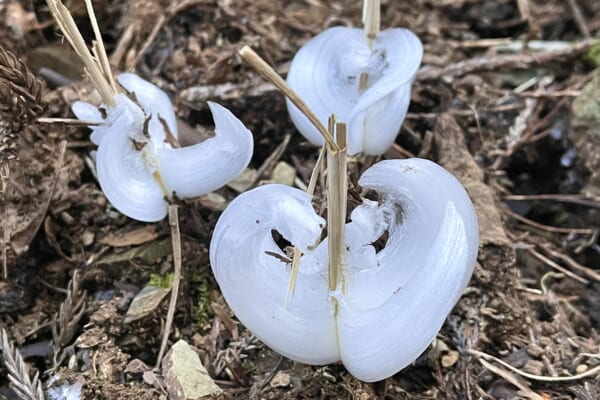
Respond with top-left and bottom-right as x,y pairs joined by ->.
46,0 -> 117,105
286,144 -> 325,303
238,46 -> 350,300
239,46 -> 336,149
156,204 -> 182,368
326,118 -> 347,293
360,0 -> 380,90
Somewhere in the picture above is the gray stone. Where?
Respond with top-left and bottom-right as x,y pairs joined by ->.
162,340 -> 222,400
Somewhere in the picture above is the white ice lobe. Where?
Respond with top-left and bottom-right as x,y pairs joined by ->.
71,73 -> 253,222
286,27 -> 423,155
210,158 -> 479,381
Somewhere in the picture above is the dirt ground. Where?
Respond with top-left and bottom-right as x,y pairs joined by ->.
0,0 -> 599,399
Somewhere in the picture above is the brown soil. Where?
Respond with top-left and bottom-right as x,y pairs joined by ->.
1,0 -> 599,399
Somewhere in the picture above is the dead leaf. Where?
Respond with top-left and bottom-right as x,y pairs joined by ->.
124,284 -> 171,324
101,225 -> 160,247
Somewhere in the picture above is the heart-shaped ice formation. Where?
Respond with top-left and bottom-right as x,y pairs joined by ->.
286,27 -> 423,156
210,158 -> 478,381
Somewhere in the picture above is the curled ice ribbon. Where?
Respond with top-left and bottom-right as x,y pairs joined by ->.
286,27 -> 423,155
210,158 -> 478,382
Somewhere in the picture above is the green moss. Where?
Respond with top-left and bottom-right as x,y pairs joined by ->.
584,43 -> 600,67
192,278 -> 213,331
149,272 -> 174,289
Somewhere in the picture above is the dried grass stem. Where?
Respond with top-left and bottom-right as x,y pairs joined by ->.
239,46 -> 336,149
326,119 -> 347,292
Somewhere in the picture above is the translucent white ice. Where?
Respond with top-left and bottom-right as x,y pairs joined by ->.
72,73 -> 253,222
210,158 -> 479,382
286,27 -> 423,155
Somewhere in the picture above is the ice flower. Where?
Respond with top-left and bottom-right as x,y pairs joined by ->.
286,26 -> 422,155
210,158 -> 478,381
72,73 -> 253,222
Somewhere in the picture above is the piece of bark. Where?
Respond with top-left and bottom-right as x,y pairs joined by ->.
431,113 -> 535,398
433,113 -> 526,337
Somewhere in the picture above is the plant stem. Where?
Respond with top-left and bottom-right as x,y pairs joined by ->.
285,144 -> 326,305
326,118 -> 347,292
239,47 -> 349,299
360,0 -> 381,91
156,204 -> 182,369
46,0 -> 116,106
307,145 -> 327,197
239,46 -> 337,149
284,248 -> 302,306
83,0 -> 118,93
362,0 -> 381,48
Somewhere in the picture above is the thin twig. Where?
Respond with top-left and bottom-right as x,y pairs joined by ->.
406,103 -> 524,120
566,0 -> 591,38
37,117 -> 101,126
527,247 -> 588,284
537,243 -> 600,281
0,327 -> 45,400
453,38 -> 513,48
503,193 -> 600,209
251,133 -> 292,187
418,40 -> 595,82
132,0 -> 206,68
478,358 -> 545,400
507,230 -> 600,282
470,349 -> 600,382
132,14 -> 166,69
504,207 -> 595,235
516,0 -> 541,38
156,204 -> 182,369
256,356 -> 284,391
